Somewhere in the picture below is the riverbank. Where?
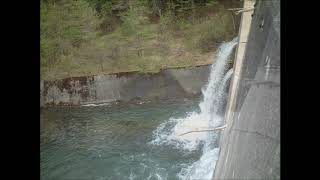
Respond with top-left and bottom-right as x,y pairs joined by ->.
41,65 -> 211,107
41,0 -> 241,81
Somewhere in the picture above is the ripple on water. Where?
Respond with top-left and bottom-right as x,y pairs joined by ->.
41,99 -> 201,180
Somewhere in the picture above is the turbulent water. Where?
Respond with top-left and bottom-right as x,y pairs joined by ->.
40,38 -> 238,180
150,37 -> 238,179
41,99 -> 203,180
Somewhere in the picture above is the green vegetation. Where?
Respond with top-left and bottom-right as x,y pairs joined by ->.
41,0 -> 241,80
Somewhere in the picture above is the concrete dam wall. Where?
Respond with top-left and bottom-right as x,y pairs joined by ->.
214,0 -> 280,179
40,65 -> 210,107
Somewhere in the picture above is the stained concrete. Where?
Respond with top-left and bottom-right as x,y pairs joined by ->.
40,65 -> 211,106
214,0 -> 280,179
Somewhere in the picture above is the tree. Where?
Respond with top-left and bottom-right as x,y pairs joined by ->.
40,0 -> 100,68
120,0 -> 149,36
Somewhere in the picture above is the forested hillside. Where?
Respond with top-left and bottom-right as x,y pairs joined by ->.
41,0 -> 241,80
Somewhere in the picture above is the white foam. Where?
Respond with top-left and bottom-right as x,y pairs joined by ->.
129,170 -> 136,180
81,103 -> 110,107
178,148 -> 220,179
150,37 -> 238,179
150,112 -> 222,151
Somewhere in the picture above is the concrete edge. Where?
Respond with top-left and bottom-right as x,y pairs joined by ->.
213,0 -> 256,178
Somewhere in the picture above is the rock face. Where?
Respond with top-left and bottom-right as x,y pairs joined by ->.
40,65 -> 210,106
214,0 -> 280,179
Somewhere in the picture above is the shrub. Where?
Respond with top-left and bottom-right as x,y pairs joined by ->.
120,1 -> 149,36
175,18 -> 192,31
197,13 -> 234,53
40,0 -> 99,68
159,11 -> 175,32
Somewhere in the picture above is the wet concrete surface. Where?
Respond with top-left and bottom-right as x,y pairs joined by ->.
41,65 -> 211,107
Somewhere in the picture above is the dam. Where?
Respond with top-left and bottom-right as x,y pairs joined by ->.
40,0 -> 280,179
214,0 -> 280,179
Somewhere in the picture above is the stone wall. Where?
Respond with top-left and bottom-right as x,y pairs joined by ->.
40,65 -> 211,106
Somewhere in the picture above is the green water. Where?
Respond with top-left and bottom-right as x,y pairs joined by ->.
40,98 -> 202,180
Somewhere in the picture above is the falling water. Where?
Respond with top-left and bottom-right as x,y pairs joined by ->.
150,37 -> 238,179
215,68 -> 234,115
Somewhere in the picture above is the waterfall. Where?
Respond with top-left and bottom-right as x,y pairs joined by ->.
215,68 -> 234,115
150,37 -> 238,179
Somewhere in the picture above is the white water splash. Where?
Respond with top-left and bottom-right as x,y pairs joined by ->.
129,171 -> 136,180
215,68 -> 234,112
150,37 -> 238,179
81,103 -> 110,107
178,148 -> 220,179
